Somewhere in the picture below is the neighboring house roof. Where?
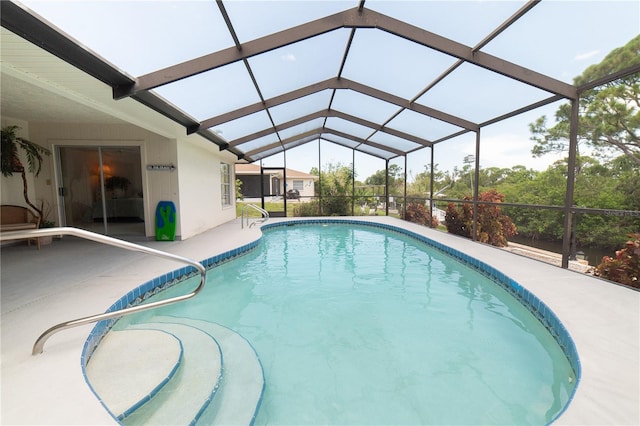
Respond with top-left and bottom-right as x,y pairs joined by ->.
235,164 -> 318,180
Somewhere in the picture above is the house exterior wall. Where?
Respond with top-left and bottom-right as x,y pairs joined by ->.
286,177 -> 315,198
176,137 -> 237,239
238,175 -> 316,199
1,120 -> 237,240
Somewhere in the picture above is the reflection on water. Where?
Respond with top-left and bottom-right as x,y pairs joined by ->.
126,224 -> 576,425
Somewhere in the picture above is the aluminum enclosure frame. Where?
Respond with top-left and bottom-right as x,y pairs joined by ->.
2,0 -> 638,269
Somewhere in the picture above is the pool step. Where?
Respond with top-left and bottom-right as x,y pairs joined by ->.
122,321 -> 223,425
85,317 -> 263,425
85,329 -> 183,419
154,316 -> 265,425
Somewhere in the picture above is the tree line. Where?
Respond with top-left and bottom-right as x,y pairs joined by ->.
307,35 -> 639,254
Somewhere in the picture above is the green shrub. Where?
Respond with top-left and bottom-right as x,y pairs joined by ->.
294,201 -> 321,217
321,196 -> 349,216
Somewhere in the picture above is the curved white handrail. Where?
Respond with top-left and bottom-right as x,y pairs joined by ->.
241,204 -> 270,228
0,227 -> 206,355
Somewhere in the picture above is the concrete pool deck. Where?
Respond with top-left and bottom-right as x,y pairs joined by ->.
1,216 -> 638,425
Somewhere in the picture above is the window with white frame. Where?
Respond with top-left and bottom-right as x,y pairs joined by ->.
292,180 -> 304,191
220,162 -> 231,207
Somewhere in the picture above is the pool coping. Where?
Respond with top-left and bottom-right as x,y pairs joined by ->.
2,216 -> 638,425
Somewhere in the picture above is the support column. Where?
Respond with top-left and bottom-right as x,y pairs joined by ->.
403,155 -> 407,219
472,130 -> 480,241
385,159 -> 389,216
562,99 -> 580,268
318,139 -> 322,215
352,149 -> 356,215
429,147 -> 435,227
283,149 -> 287,217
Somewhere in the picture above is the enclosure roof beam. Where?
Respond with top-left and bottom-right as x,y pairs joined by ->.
324,128 -> 406,156
116,6 -> 576,100
198,77 -> 476,132
321,136 -> 394,160
243,127 -> 404,158
249,135 -> 321,161
227,109 -> 433,149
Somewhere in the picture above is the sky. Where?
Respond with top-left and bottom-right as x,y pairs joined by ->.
19,0 -> 640,181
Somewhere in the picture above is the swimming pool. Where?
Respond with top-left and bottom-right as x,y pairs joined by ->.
87,220 -> 579,425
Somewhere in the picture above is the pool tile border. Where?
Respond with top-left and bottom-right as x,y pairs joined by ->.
81,218 -> 581,424
81,238 -> 262,367
80,238 -> 261,424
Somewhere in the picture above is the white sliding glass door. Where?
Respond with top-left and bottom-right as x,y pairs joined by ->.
57,146 -> 144,236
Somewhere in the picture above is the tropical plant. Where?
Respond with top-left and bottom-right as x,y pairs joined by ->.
445,189 -> 518,247
445,201 -> 472,238
235,178 -> 244,200
593,233 -> 640,288
312,162 -> 354,215
1,125 -> 51,218
38,199 -> 55,228
404,203 -> 438,227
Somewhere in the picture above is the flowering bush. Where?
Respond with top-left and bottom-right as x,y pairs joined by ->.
593,233 -> 640,288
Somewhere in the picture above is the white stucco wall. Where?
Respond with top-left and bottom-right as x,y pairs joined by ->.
4,121 -> 237,240
2,29 -> 239,240
176,137 -> 237,239
286,177 -> 315,198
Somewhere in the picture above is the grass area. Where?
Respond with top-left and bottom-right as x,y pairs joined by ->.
237,200 -> 448,235
237,200 -> 406,219
236,201 -> 297,217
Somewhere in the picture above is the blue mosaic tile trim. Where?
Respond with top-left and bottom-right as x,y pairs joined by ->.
81,218 -> 580,424
262,219 -> 582,382
81,238 -> 261,366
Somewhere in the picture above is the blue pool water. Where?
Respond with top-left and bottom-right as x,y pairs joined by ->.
119,222 -> 576,424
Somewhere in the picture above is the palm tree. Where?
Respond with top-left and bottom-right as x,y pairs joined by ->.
1,125 -> 51,218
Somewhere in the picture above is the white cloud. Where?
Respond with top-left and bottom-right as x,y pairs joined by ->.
281,53 -> 296,62
575,50 -> 600,61
477,134 -> 564,171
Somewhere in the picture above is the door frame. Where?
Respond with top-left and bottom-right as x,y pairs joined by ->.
260,166 -> 287,217
53,141 -> 146,236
